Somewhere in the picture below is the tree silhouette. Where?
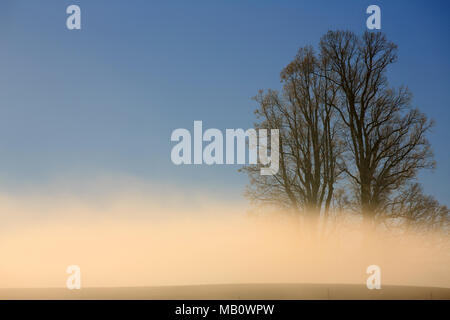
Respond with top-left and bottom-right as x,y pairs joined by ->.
242,31 -> 445,238
319,31 -> 434,226
241,46 -> 343,238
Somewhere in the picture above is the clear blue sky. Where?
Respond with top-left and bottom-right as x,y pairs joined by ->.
0,0 -> 449,205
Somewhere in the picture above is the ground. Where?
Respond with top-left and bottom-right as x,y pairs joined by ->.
1,283 -> 449,300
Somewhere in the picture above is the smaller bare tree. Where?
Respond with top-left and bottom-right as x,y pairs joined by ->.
383,183 -> 449,236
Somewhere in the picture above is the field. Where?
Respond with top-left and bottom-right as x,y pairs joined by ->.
1,283 -> 449,300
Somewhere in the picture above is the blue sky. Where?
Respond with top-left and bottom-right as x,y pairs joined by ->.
0,0 -> 449,205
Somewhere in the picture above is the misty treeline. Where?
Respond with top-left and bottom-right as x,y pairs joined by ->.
242,31 -> 449,241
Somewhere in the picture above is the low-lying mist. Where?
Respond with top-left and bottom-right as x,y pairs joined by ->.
0,185 -> 448,289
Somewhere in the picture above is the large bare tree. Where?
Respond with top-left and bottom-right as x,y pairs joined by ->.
242,30 -> 445,242
319,31 -> 435,226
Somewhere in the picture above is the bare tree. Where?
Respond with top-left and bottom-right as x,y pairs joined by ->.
243,30 -> 444,242
241,46 -> 343,237
383,183 -> 449,236
319,31 -> 435,226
